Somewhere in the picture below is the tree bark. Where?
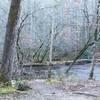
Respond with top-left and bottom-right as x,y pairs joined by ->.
0,0 -> 21,81
89,43 -> 96,80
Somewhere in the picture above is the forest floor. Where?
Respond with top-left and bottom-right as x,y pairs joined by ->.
0,79 -> 100,100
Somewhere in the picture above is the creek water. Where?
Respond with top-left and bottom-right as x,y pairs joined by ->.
23,63 -> 100,80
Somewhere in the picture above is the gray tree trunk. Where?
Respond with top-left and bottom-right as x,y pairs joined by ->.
89,43 -> 96,80
0,0 -> 21,81
48,18 -> 54,79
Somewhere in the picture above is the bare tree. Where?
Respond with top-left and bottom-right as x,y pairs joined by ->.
89,0 -> 100,80
48,17 -> 55,79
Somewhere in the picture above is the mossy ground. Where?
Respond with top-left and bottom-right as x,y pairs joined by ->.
0,86 -> 17,94
45,79 -> 59,85
0,78 -> 30,94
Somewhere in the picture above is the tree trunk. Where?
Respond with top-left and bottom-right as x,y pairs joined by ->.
48,18 -> 54,79
89,0 -> 100,80
89,43 -> 96,80
0,0 -> 21,81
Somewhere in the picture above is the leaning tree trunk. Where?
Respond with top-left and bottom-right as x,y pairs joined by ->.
65,37 -> 94,74
0,0 -> 21,81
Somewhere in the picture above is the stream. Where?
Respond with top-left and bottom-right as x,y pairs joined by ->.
22,63 -> 100,80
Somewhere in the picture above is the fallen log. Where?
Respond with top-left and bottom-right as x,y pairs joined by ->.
65,59 -> 92,65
